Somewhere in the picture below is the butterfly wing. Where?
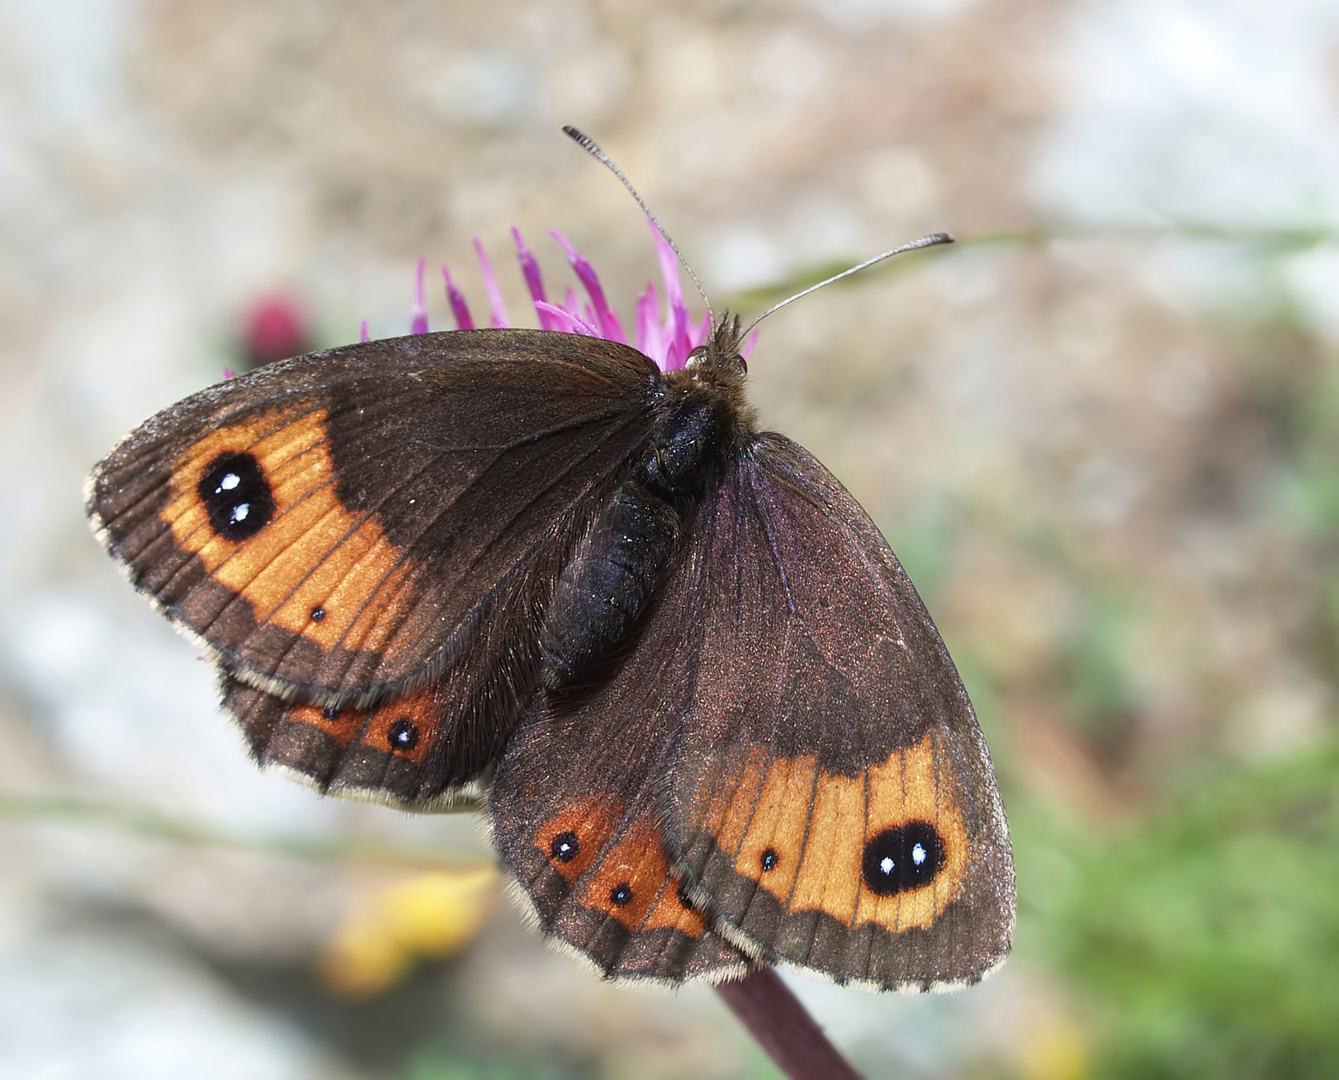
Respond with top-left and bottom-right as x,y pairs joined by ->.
222,678 -> 489,807
219,548 -> 547,807
488,509 -> 752,981
491,432 -> 1012,986
668,433 -> 1014,990
88,330 -> 660,710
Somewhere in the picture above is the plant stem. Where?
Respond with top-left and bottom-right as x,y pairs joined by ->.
0,789 -> 489,870
717,968 -> 863,1079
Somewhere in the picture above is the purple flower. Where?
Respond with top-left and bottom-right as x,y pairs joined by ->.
401,220 -> 737,373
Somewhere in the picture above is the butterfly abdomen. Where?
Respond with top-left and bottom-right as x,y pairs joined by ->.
542,482 -> 679,685
541,389 -> 736,687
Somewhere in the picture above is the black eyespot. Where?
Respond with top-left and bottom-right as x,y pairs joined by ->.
387,718 -> 419,751
550,831 -> 579,863
861,822 -> 944,897
310,606 -> 326,622
321,705 -> 339,721
609,883 -> 633,907
760,848 -> 779,872
198,452 -> 275,541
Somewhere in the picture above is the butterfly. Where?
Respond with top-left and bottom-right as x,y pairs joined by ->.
85,131 -> 1014,992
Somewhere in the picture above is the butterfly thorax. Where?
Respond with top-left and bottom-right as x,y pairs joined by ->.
541,321 -> 756,689
672,312 -> 758,442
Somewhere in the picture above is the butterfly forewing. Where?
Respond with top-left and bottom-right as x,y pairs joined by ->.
667,434 -> 1014,989
220,510 -> 565,809
88,330 -> 661,708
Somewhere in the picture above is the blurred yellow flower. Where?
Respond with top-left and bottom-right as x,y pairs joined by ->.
320,865 -> 499,996
1020,1016 -> 1089,1080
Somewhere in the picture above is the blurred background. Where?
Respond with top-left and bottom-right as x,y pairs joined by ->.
1,0 -> 1337,1077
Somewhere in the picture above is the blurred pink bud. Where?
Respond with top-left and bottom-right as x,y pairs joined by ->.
243,295 -> 310,368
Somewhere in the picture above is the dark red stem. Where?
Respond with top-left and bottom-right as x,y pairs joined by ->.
716,968 -> 863,1079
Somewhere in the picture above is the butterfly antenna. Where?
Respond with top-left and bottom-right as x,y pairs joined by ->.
739,233 -> 955,341
563,125 -> 715,331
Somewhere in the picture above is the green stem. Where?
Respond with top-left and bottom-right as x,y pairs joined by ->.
0,789 -> 490,871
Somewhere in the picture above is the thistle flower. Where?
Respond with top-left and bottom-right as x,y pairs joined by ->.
405,220 -> 733,372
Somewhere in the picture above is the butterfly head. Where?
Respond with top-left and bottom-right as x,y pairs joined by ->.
667,311 -> 757,451
684,313 -> 748,383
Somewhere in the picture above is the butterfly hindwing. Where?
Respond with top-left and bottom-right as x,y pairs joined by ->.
488,523 -> 752,982
88,330 -> 661,709
489,431 -> 1013,986
668,434 -> 1014,989
223,677 -> 486,806
219,488 -> 586,808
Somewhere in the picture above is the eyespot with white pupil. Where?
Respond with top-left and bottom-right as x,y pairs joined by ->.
387,718 -> 419,751
861,822 -> 944,897
549,831 -> 579,863
198,452 -> 275,541
609,883 -> 633,907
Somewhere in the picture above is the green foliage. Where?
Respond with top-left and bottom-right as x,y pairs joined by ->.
1018,740 -> 1339,1078
402,1041 -> 574,1080
884,494 -> 966,605
1056,592 -> 1142,745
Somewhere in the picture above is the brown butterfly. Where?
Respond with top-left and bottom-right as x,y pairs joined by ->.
86,129 -> 1014,990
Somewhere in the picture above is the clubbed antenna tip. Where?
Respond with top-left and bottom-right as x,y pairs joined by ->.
562,125 -> 597,153
563,125 -> 715,331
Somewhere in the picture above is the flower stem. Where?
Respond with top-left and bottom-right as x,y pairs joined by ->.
716,968 -> 863,1079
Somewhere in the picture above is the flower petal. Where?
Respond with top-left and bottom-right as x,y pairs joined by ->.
648,217 -> 683,311
512,228 -> 554,331
472,239 -> 510,328
635,284 -> 663,364
441,266 -> 476,330
535,300 -> 599,337
411,258 -> 428,334
550,230 -> 626,344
